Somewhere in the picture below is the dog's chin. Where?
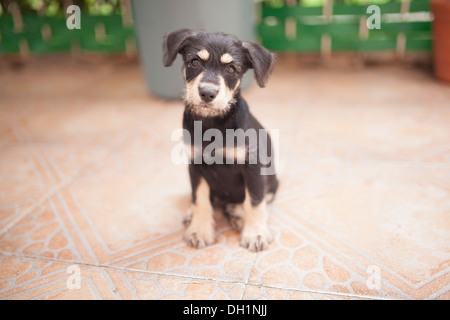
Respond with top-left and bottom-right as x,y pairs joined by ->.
186,100 -> 234,118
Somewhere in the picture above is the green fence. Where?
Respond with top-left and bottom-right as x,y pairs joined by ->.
0,13 -> 135,54
0,0 -> 432,55
259,0 -> 432,53
0,0 -> 135,55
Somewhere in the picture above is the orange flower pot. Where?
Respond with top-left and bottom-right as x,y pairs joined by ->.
431,0 -> 450,83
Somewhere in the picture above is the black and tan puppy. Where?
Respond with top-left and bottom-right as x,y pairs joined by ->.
163,29 -> 278,251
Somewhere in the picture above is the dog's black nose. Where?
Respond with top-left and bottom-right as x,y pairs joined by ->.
199,86 -> 218,103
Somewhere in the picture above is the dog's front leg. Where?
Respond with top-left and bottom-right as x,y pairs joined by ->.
184,174 -> 216,249
240,171 -> 273,252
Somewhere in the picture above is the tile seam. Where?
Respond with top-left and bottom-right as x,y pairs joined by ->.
0,251 -> 249,288
2,250 -> 389,300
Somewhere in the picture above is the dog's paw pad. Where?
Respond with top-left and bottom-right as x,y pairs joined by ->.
184,226 -> 216,249
240,227 -> 273,252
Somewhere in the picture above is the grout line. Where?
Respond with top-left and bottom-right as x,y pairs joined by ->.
244,282 -> 392,300
0,174 -> 77,238
0,251 -> 393,300
426,284 -> 450,300
0,250 -> 243,285
240,252 -> 259,300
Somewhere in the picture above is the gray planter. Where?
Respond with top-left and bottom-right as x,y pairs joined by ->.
131,0 -> 255,100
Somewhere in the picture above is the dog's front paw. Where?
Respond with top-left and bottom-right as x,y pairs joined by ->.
184,224 -> 216,249
240,225 -> 273,252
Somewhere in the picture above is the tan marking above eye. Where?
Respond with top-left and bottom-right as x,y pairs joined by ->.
197,49 -> 210,61
220,53 -> 233,64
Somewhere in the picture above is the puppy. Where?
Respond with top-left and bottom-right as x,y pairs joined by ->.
163,29 -> 278,251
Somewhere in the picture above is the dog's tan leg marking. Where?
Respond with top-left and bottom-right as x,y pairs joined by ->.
184,177 -> 216,248
240,189 -> 273,252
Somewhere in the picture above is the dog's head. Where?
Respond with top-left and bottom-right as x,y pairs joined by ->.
163,29 -> 275,117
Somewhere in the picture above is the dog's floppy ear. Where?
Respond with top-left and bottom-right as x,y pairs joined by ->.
163,28 -> 197,67
243,41 -> 276,88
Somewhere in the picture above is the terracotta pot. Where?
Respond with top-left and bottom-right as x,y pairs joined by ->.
431,0 -> 450,83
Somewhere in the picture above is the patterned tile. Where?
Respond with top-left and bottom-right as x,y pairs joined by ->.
0,255 -> 246,300
247,216 -> 395,299
0,256 -> 116,300
242,285 -> 370,300
0,145 -> 49,206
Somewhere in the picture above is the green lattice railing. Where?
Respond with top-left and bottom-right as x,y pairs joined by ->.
0,13 -> 135,54
0,0 -> 433,55
259,0 -> 432,53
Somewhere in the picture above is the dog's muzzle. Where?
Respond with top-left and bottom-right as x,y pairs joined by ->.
199,86 -> 218,103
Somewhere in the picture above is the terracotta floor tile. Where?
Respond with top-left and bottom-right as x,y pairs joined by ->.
0,145 -> 50,217
276,162 -> 450,299
247,217 -> 395,299
0,198 -> 85,262
0,255 -> 91,299
0,255 -> 245,300
122,271 -> 245,300
242,285 -> 372,300
0,255 -> 129,299
1,55 -> 449,300
115,224 -> 256,283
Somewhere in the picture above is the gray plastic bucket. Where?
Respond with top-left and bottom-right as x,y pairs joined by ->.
131,0 -> 255,100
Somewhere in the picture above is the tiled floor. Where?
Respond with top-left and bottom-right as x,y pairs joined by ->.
0,55 -> 449,300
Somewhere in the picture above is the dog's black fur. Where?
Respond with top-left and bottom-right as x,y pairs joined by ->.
163,29 -> 278,251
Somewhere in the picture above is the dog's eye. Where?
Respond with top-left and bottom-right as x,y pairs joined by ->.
190,58 -> 200,67
226,65 -> 236,74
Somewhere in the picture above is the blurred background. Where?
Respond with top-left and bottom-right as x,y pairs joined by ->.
0,0 -> 448,94
0,0 -> 449,300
